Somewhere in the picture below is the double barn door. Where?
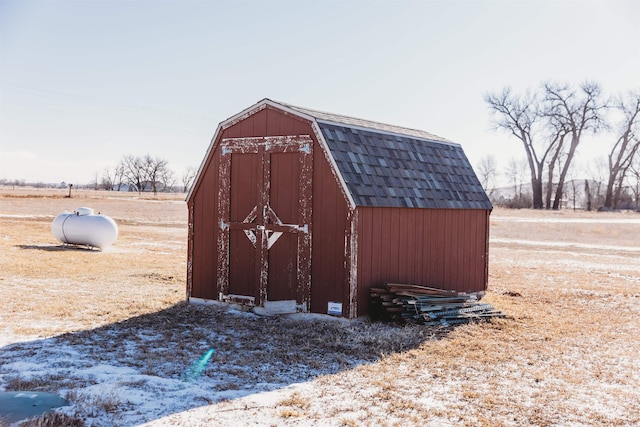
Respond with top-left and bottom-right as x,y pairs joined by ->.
218,135 -> 312,310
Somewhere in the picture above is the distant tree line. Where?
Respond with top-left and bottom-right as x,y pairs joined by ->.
0,155 -> 198,194
0,178 -> 69,189
100,154 -> 197,194
483,82 -> 640,210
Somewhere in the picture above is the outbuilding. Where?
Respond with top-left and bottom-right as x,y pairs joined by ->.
186,99 -> 492,318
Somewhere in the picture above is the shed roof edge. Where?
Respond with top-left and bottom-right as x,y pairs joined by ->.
310,121 -> 357,210
314,119 -> 462,148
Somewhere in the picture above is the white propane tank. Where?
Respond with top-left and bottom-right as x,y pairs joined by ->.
51,207 -> 118,249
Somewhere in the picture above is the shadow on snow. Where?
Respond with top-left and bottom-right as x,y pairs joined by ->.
0,301 -> 447,425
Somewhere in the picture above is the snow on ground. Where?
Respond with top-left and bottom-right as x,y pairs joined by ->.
0,303 -> 433,426
490,237 -> 640,253
490,217 -> 640,224
3,296 -> 638,427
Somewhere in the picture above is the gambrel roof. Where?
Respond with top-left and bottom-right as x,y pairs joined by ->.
283,102 -> 492,210
189,99 -> 492,210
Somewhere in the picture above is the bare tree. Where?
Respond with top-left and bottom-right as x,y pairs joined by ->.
504,157 -> 529,207
142,154 -> 170,195
91,172 -> 99,191
544,121 -> 570,209
102,166 -> 117,191
182,166 -> 197,193
159,165 -> 176,193
116,155 -> 174,194
603,90 -> 640,209
120,155 -> 146,193
586,156 -> 608,207
114,163 -> 125,191
542,81 -> 607,210
566,165 -> 581,211
485,87 -> 556,208
476,155 -> 498,200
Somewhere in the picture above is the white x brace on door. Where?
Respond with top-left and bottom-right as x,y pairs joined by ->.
217,135 -> 313,309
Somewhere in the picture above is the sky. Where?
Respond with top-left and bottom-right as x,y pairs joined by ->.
1,0 -> 639,186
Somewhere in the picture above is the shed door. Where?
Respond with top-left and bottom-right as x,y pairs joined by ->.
218,136 -> 312,310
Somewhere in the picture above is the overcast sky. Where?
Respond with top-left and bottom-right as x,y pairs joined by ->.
1,0 -> 639,185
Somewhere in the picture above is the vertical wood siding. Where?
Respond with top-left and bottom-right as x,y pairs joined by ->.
189,150 -> 220,300
356,207 -> 489,316
227,152 -> 260,299
310,146 -> 350,314
188,105 -> 352,315
188,103 -> 490,318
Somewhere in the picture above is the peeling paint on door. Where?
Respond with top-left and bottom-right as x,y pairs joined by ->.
217,135 -> 313,310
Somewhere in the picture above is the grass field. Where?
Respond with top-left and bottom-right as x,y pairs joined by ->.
0,187 -> 638,426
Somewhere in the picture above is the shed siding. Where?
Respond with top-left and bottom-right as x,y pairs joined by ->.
188,100 -> 491,319
223,106 -> 311,138
356,207 -> 489,316
189,149 -> 221,300
310,146 -> 350,314
189,105 -> 352,314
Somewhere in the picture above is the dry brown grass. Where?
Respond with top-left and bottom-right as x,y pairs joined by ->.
16,413 -> 85,427
0,188 -> 187,340
1,191 -> 639,426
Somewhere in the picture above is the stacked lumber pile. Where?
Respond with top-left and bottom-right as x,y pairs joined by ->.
370,283 -> 505,326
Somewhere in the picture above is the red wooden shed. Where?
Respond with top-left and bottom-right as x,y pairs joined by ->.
186,99 -> 492,318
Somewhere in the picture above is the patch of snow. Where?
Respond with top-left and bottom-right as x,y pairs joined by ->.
492,217 -> 640,224
490,237 -> 640,252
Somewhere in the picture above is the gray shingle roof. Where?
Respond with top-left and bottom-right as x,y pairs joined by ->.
284,103 -> 451,144
316,122 -> 492,209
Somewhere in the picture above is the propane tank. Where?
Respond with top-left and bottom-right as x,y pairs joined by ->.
51,207 -> 118,249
